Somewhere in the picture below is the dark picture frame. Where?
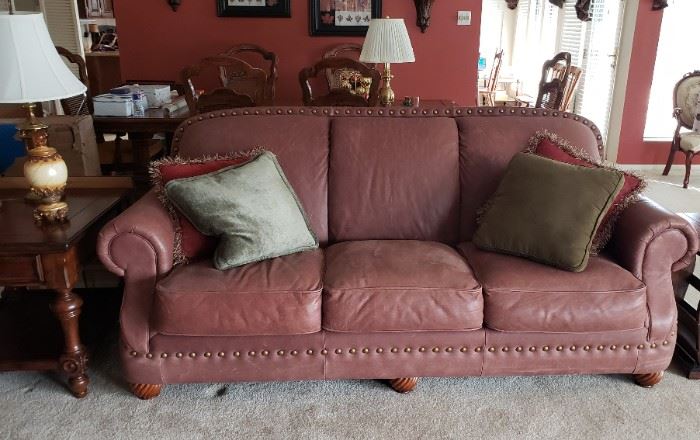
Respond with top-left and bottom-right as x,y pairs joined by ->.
309,0 -> 382,36
217,0 -> 291,18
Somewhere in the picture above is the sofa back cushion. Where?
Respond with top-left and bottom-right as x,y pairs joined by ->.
173,114 -> 330,244
329,117 -> 460,243
457,114 -> 601,240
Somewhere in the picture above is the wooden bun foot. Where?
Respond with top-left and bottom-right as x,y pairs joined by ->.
633,371 -> 664,388
129,383 -> 162,400
387,377 -> 418,393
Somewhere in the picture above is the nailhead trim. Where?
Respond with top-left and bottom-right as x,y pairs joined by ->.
128,339 -> 671,360
171,106 -> 605,157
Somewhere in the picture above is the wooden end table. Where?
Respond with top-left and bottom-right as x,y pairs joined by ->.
675,213 -> 700,379
0,178 -> 129,397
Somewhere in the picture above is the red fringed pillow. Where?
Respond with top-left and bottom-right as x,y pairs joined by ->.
150,148 -> 263,264
526,130 -> 645,253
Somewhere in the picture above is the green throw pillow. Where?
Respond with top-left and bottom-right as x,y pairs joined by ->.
164,151 -> 318,270
473,153 -> 624,272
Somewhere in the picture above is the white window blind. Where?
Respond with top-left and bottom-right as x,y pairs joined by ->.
40,0 -> 84,76
644,0 -> 700,140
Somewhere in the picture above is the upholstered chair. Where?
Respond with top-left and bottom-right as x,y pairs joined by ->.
663,71 -> 700,188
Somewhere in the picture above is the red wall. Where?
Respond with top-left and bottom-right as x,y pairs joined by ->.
616,3 -> 697,166
113,0 -> 482,106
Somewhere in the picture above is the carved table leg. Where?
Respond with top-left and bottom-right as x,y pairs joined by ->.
633,371 -> 664,388
50,289 -> 89,398
387,377 -> 419,393
130,383 -> 163,400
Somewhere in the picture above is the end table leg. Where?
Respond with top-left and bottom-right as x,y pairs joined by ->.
51,288 -> 89,398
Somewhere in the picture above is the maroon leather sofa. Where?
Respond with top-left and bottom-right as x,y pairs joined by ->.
97,106 -> 699,399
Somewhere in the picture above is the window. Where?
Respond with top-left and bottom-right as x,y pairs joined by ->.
644,0 -> 700,140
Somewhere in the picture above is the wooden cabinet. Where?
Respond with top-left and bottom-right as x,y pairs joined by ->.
80,0 -> 114,18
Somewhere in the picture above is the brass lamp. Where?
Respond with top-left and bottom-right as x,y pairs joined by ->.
0,12 -> 87,221
359,18 -> 415,106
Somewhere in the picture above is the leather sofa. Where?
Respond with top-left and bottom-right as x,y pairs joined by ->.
97,106 -> 699,399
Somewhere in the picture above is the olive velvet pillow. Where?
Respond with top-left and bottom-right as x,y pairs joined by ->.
473,153 -> 624,272
164,151 -> 318,270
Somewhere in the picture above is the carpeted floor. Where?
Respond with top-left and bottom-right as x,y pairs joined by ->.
0,170 -> 699,440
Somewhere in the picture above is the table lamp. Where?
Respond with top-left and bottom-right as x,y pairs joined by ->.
0,11 -> 87,222
359,18 -> 415,107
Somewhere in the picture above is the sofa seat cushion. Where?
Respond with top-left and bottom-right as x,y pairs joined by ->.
323,240 -> 483,332
153,249 -> 323,336
459,242 -> 647,333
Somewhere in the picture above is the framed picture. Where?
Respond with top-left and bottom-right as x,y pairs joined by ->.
310,0 -> 382,36
217,0 -> 291,18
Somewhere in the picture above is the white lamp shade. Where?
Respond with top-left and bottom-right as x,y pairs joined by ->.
359,18 -> 415,64
0,12 -> 87,103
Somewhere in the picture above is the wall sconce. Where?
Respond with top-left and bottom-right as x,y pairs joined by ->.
167,0 -> 181,11
413,0 -> 434,33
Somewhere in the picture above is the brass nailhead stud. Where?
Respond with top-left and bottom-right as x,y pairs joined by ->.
350,348 -> 357,354
321,349 -> 328,355
445,347 -> 453,353
502,347 -> 509,352
335,349 -> 343,354
362,348 -> 370,354
234,351 -> 241,357
277,350 -> 285,356
610,345 -> 617,350
488,347 -> 496,353
176,352 -> 183,358
583,346 -> 591,351
432,347 -> 440,353
291,350 -> 298,356
638,344 -> 645,350
570,346 -> 577,351
460,347 -> 468,353
307,349 -> 314,355
597,345 -> 605,351
650,343 -> 657,349
671,332 -> 676,336
261,350 -> 269,356
623,345 -> 630,350
529,347 -> 536,352
556,346 -> 564,351
475,347 -> 483,353
419,347 -> 426,352
189,352 -> 196,358
203,352 -> 211,358
376,348 -> 383,353
146,353 -> 153,359
130,351 -> 137,357
515,346 -> 523,352
663,341 -> 669,346
405,347 -> 413,353
161,353 -> 168,358
543,346 -> 550,352
218,352 -> 225,358
391,347 -> 399,353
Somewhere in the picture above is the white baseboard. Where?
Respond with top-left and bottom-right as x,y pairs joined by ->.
616,164 -> 686,175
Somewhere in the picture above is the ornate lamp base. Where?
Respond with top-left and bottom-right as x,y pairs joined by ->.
33,201 -> 69,223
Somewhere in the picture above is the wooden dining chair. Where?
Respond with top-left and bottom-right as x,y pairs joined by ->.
557,65 -> 582,112
322,43 -> 376,91
299,57 -> 381,107
55,46 -> 92,116
478,49 -> 504,106
662,71 -> 700,188
182,56 -> 257,113
535,52 -> 572,110
220,44 -> 278,106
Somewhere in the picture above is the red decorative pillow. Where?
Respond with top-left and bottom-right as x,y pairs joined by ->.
526,130 -> 645,253
150,148 -> 263,264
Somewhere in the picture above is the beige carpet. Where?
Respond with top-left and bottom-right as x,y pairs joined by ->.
1,170 -> 699,440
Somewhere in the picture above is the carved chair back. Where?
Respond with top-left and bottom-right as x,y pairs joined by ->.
182,56 -> 258,114
322,43 -> 376,90
536,52 -> 571,110
558,65 -> 582,111
674,71 -> 700,129
220,44 -> 278,105
55,46 -> 92,115
485,49 -> 504,94
299,57 -> 381,107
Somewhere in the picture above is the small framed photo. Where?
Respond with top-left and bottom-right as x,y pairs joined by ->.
217,0 -> 291,18
310,0 -> 382,36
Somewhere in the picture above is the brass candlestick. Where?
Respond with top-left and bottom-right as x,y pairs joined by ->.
380,62 -> 395,107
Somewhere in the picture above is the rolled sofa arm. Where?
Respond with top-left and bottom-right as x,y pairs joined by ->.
97,189 -> 175,353
98,189 -> 175,277
609,197 -> 699,341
